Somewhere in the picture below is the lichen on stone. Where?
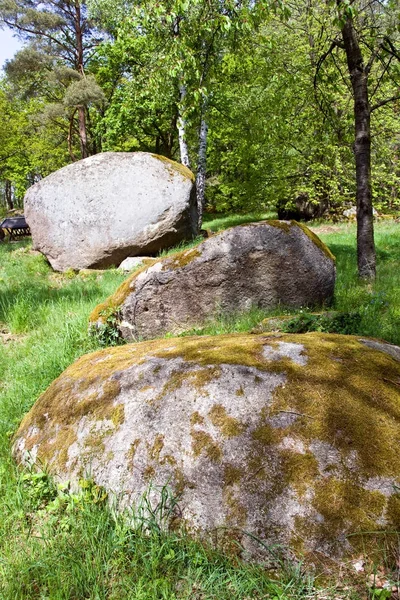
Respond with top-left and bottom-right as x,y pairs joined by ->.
150,153 -> 195,183
13,332 -> 400,564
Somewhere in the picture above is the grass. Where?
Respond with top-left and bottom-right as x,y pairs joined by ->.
203,210 -> 276,232
317,221 -> 400,345
0,216 -> 399,599
1,476 -> 295,599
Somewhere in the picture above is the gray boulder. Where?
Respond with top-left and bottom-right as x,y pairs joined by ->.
90,220 -> 336,340
13,332 -> 400,563
343,205 -> 378,219
24,152 -> 197,271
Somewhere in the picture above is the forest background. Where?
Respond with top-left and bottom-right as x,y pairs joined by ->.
0,0 -> 399,273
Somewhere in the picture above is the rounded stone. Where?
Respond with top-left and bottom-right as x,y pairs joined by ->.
13,332 -> 400,563
90,220 -> 336,341
24,152 -> 197,272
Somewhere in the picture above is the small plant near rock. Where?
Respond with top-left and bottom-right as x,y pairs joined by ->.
20,466 -> 58,511
20,465 -> 108,535
281,310 -> 362,335
90,307 -> 125,347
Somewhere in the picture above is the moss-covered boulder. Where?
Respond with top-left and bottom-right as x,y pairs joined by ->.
13,333 -> 400,563
89,220 -> 336,341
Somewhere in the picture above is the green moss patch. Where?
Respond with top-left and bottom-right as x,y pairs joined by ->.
191,430 -> 222,462
294,221 -> 336,261
89,259 -> 157,324
209,404 -> 247,438
151,154 -> 195,183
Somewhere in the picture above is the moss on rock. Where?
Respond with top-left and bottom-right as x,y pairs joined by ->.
151,154 -> 195,183
13,332 -> 400,563
89,258 -> 157,323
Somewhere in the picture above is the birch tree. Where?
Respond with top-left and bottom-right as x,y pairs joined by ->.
90,0 -> 251,230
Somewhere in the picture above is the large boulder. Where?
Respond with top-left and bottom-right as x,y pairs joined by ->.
13,333 -> 400,562
24,152 -> 197,271
90,220 -> 336,341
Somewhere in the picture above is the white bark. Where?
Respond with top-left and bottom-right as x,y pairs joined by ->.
178,84 -> 191,168
196,97 -> 208,230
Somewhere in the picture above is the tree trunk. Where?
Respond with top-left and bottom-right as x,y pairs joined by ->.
177,84 -> 191,168
68,109 -> 78,161
196,97 -> 208,231
338,2 -> 376,279
5,180 -> 13,210
74,0 -> 89,159
78,106 -> 88,158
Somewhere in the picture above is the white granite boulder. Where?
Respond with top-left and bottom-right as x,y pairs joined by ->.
24,152 -> 197,271
118,256 -> 152,272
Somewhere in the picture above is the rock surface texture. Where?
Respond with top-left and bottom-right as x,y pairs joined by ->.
90,221 -> 336,341
118,257 -> 152,272
24,152 -> 197,271
13,333 -> 400,562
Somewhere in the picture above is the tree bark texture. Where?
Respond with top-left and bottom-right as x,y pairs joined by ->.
338,2 -> 376,279
74,0 -> 89,159
5,179 -> 13,210
196,97 -> 208,231
177,84 -> 191,168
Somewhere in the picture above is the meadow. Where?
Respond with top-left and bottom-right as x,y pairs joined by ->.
0,217 -> 399,599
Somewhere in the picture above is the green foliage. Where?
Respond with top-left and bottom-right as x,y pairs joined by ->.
280,311 -> 362,335
91,307 -> 125,347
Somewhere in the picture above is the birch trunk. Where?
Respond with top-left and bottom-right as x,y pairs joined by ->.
338,2 -> 376,279
74,0 -> 89,159
196,97 -> 208,231
177,84 -> 191,168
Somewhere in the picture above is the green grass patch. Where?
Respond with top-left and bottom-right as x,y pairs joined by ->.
316,221 -> 400,345
0,474 -> 298,600
203,210 -> 276,232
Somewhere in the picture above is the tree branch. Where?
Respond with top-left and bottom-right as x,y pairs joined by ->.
371,95 -> 400,113
381,37 -> 400,62
314,39 -> 344,89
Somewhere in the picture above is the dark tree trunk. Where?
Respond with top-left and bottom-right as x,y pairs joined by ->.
5,180 -> 13,210
78,106 -> 88,158
74,0 -> 89,159
338,2 -> 376,279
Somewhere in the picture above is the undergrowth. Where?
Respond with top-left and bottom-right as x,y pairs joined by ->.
0,218 -> 399,599
1,466 -> 304,600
